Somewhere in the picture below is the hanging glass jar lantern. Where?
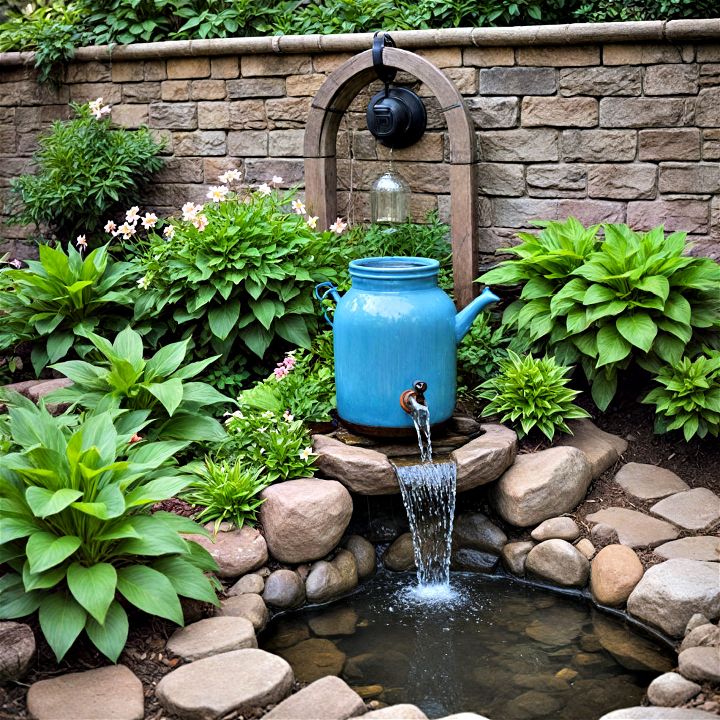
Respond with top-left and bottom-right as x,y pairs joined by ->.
370,167 -> 409,224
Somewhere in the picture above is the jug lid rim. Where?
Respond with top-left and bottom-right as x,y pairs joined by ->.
349,256 -> 439,280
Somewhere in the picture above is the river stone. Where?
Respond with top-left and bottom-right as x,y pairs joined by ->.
501,541 -> 535,575
648,672 -> 702,706
265,676 -> 365,719
626,559 -> 720,637
680,623 -> 720,652
557,419 -> 627,478
435,715 -> 493,720
575,538 -> 596,560
531,516 -> 581,542
525,539 -> 590,587
506,690 -> 562,719
228,573 -> 265,595
650,488 -> 720,531
0,622 -> 35,682
260,478 -> 353,563
313,434 -> 397,494
27,665 -> 144,720
590,544 -> 644,606
306,550 -> 359,604
452,512 -> 507,554
277,638 -> 346,683
585,507 -> 679,548
656,537 -> 720,562
344,535 -> 377,579
491,446 -> 592,527
686,614 -> 711,635
188,525 -> 268,579
264,617 -> 310,651
383,533 -> 416,571
359,705 -> 428,719
166,617 -> 256,661
591,523 -> 620,547
614,463 -> 690,500
308,608 -> 359,637
451,548 -> 498,572
599,709 -> 720,719
525,607 -> 584,646
451,423 -> 517,492
678,645 -> 720,683
157,648 -> 293,719
262,569 -> 306,609
217,593 -> 269,631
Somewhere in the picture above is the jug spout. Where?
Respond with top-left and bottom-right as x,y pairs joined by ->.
454,287 -> 500,344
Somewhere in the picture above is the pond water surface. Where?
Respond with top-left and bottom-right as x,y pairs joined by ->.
260,572 -> 674,720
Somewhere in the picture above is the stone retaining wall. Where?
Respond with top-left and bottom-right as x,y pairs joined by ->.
1,21 -> 719,264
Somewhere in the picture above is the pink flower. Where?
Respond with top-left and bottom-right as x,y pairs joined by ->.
104,220 -> 117,234
273,366 -> 289,379
283,354 -> 296,369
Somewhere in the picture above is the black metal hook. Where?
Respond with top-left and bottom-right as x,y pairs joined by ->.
372,31 -> 397,89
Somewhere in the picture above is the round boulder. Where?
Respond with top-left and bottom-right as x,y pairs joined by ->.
0,622 -> 35,682
531,517 -> 581,542
188,525 -> 268,579
647,672 -> 701,707
590,544 -> 644,607
383,533 -> 416,572
344,535 -> 377,579
263,569 -> 306,609
260,479 -> 353,563
501,541 -> 535,576
228,573 -> 265,596
305,550 -> 358,604
217,593 -> 269,631
525,539 -> 590,587
453,512 -> 507,554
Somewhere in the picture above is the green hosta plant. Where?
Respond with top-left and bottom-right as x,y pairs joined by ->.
0,404 -> 219,662
0,243 -> 137,375
182,457 -> 270,533
477,351 -> 590,440
46,326 -> 231,442
642,351 -> 720,441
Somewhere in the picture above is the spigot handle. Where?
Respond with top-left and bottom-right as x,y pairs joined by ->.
314,281 -> 341,327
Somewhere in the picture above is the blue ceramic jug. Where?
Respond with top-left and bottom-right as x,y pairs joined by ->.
315,257 -> 499,435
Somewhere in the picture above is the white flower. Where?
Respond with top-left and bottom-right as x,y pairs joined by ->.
117,222 -> 136,239
182,202 -> 201,222
75,234 -> 87,249
141,212 -> 158,229
299,447 -> 313,461
219,169 -> 241,184
256,183 -> 272,196
306,215 -> 319,229
137,275 -> 149,289
283,410 -> 294,422
329,217 -> 347,234
261,410 -> 275,419
271,175 -> 283,186
126,206 -> 140,223
192,214 -> 209,232
163,225 -> 175,239
89,97 -> 111,119
291,199 -> 306,215
257,426 -> 267,434
104,220 -> 117,234
206,185 -> 229,203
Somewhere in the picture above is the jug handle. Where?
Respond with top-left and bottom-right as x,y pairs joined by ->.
314,282 -> 341,327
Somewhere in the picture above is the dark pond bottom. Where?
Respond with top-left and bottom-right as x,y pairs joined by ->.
260,572 -> 674,720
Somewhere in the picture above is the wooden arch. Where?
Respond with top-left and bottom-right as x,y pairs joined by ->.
304,46 -> 479,308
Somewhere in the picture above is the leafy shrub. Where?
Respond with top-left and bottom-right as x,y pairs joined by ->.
0,243 -> 137,375
182,457 -> 269,533
571,0 -> 719,21
642,351 -> 720,442
46,326 -> 231,442
477,351 -> 590,440
480,221 -> 720,410
7,101 -> 164,243
0,403 -> 219,662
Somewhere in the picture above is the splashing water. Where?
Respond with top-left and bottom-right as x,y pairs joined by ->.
409,400 -> 433,463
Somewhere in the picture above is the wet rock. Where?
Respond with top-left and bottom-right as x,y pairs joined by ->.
277,638 -> 346,683
598,708 -> 720,719
556,419 -> 627,479
166,617 -> 256,661
586,508 -> 679,548
679,623 -> 720,652
556,667 -> 578,682
156,649 -> 293,719
530,516 -> 580,542
217,593 -> 269,631
656,537 -> 720,562
308,607 -> 358,637
647,672 -> 702,706
525,607 -> 584,646
525,539 -> 590,587
686,614 -> 711,635
263,618 -> 310,651
678,646 -> 720,683
614,463 -> 689,500
451,423 -> 517,492
491,447 -> 592,527
383,533 -> 416,571
626,559 -> 720,637
575,538 -> 596,560
501,541 -> 535,576
344,535 -> 377,579
505,689 -> 562,719
451,548 -> 499,572
590,544 -> 644,606
228,573 -> 265,595
0,622 -> 35,682
263,569 -> 306,609
359,704 -> 428,719
27,665 -> 144,720
261,478 -> 353,563
352,684 -> 383,699
579,633 -> 602,652
265,675 -> 365,719
188,525 -> 268,579
452,512 -> 507,554
313,434 -> 398,495
344,651 -> 410,687
306,550 -> 358,604
650,488 -> 720,531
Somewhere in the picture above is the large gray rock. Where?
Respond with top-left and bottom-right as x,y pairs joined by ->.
276,638 -> 346,683
263,569 -> 306,609
358,705 -> 427,719
678,646 -> 720,683
344,535 -> 377,579
451,548 -> 498,572
383,533 -> 416,571
614,462 -> 689,500
501,541 -> 535,575
650,488 -> 720,531
313,434 -> 397,494
0,622 -> 35,682
217,593 -> 269,631
626,559 -> 720,637
166,617 -> 256,661
308,607 -> 358,637
228,573 -> 265,595
491,446 -> 592,527
556,418 -> 627,478
525,539 -> 590,587
656,537 -> 720,562
156,649 -> 293,719
451,423 -> 517,492
598,707 -> 719,719
452,512 -> 507,554
530,516 -> 580,542
188,524 -> 268,579
590,544 -> 644,607
260,478 -> 353,563
585,507 -> 679,548
306,550 -> 358,603
27,665 -> 144,720
647,672 -> 702,706
265,675 -> 365,719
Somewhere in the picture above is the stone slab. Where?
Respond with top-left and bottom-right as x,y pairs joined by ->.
264,676 -> 365,719
556,419 -> 627,479
598,708 -> 720,719
358,705 -> 427,719
614,462 -> 690,500
656,537 -> 720,562
650,488 -> 720,531
585,507 -> 679,548
451,423 -> 517,492
166,617 -> 256,661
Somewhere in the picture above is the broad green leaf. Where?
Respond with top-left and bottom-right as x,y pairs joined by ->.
181,382 -> 232,406
596,325 -> 632,368
275,315 -> 311,349
123,475 -> 192,507
112,326 -> 145,369
116,565 -> 183,625
616,313 -> 657,353
249,298 -> 276,331
46,332 -> 75,364
39,593 -> 87,661
148,378 -> 184,416
636,274 -> 670,301
49,360 -> 105,386
208,301 -> 241,341
0,574 -> 42,618
241,324 -> 273,357
145,340 -> 190,381
71,484 -> 126,520
591,369 -> 618,412
583,284 -> 616,305
116,515 -> 190,556
170,355 -> 220,381
0,517 -> 42,543
67,562 -> 117,624
26,532 -> 81,574
85,600 -> 129,663
22,561 -> 67,591
664,292 -> 692,326
128,440 -> 189,468
25,487 -> 83,519
153,556 -> 219,605
158,414 -> 226,442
